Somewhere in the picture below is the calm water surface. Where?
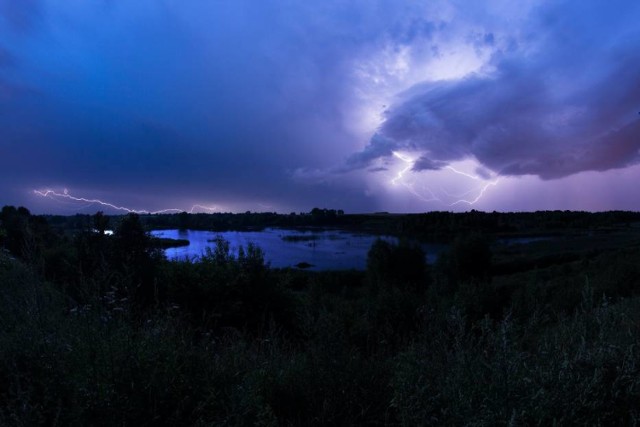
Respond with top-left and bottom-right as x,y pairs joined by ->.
151,228 -> 443,270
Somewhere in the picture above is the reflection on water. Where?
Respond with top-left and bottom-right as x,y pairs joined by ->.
151,228 -> 444,270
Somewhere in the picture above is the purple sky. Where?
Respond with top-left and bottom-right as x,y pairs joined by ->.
1,0 -> 639,214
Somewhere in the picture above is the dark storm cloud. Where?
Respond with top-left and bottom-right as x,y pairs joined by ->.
346,133 -> 396,169
352,0 -> 640,180
3,0 -> 640,214
368,167 -> 388,173
0,0 -> 42,33
1,0 -> 440,212
412,156 -> 447,172
0,46 -> 13,67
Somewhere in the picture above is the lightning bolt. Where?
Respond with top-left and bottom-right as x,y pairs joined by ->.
390,152 -> 500,206
391,152 -> 443,203
390,152 -> 413,185
447,180 -> 499,206
33,189 -> 220,214
445,165 -> 482,181
443,165 -> 500,206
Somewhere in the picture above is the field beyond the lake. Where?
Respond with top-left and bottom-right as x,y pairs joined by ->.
2,207 -> 640,425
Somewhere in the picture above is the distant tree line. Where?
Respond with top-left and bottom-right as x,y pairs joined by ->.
39,208 -> 640,244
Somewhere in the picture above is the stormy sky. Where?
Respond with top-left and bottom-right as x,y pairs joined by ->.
1,0 -> 639,214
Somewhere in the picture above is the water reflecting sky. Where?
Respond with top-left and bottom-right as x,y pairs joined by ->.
151,228 -> 444,270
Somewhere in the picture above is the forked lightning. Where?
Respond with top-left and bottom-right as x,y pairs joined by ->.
390,152 -> 500,206
33,189 -> 219,214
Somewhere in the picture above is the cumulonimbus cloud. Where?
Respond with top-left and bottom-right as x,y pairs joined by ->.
349,0 -> 640,180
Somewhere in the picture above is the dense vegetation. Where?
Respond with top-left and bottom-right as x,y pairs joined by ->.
44,208 -> 640,240
2,205 -> 640,425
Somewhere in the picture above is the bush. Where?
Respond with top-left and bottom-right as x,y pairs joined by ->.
366,239 -> 429,295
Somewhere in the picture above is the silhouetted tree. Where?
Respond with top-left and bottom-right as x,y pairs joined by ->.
0,223 -> 5,248
114,214 -> 150,264
112,213 -> 159,308
1,206 -> 27,256
178,211 -> 189,230
367,239 -> 394,295
438,233 -> 492,293
0,206 -> 51,260
367,239 -> 428,294
392,241 -> 428,293
93,211 -> 110,235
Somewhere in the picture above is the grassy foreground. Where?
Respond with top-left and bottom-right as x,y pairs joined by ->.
1,207 -> 640,425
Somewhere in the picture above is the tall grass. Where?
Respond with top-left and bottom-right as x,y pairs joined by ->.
3,229 -> 640,424
391,291 -> 640,425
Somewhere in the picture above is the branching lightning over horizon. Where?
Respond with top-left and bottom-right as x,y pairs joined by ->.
391,152 -> 442,203
390,152 -> 500,206
33,189 -> 221,214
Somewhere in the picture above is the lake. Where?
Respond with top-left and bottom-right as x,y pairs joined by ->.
151,228 -> 444,270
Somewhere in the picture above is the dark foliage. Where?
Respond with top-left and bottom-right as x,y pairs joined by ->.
437,233 -> 492,292
367,238 -> 428,295
2,206 -> 640,425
